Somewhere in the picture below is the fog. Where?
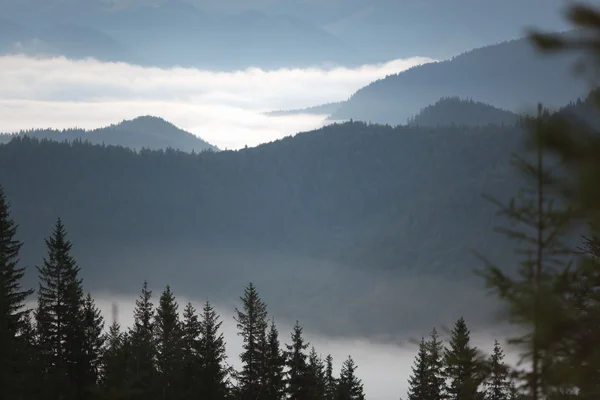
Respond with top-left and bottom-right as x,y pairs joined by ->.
0,54 -> 433,149
77,294 -> 521,400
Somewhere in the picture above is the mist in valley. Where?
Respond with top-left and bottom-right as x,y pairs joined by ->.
74,293 -> 519,400
0,54 -> 433,149
2,1 -> 596,399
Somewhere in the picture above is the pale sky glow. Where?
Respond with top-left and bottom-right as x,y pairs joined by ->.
0,55 -> 434,149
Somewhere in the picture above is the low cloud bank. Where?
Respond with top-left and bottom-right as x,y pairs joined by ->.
0,55 -> 433,149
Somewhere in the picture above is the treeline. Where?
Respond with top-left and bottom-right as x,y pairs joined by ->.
404,319 -> 518,400
0,185 -> 366,400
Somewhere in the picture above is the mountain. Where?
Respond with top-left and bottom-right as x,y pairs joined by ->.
194,0 -> 570,64
317,0 -> 569,63
330,34 -> 587,125
264,102 -> 345,117
0,17 -> 31,52
0,0 -> 573,70
0,119 -> 533,338
0,1 -> 352,70
0,116 -> 218,152
407,97 -> 520,127
37,23 -> 137,62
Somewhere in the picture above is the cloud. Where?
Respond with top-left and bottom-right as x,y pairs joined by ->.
0,54 -> 433,149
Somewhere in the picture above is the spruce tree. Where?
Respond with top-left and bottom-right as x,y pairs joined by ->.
181,302 -> 202,399
19,310 -> 40,400
155,285 -> 183,400
128,281 -> 157,400
285,320 -> 311,400
198,300 -> 230,399
35,218 -> 86,400
444,317 -> 482,400
80,293 -> 105,396
507,381 -> 521,400
102,321 -> 136,399
426,328 -> 447,400
264,318 -> 286,400
477,106 -> 576,399
485,340 -> 510,400
234,282 -> 269,400
307,347 -> 327,400
0,185 -> 34,400
528,4 -> 600,219
407,337 -> 429,400
336,356 -> 365,400
324,355 -> 337,400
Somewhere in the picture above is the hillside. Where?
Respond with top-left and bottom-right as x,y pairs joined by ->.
0,116 -> 218,152
0,121 -> 532,338
330,34 -> 587,125
407,97 -> 520,127
264,102 -> 345,117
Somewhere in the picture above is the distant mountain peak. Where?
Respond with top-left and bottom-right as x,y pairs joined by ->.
1,115 -> 218,153
407,96 -> 519,127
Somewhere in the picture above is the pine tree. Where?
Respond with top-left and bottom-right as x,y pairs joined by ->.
285,320 -> 311,400
407,337 -> 429,400
35,218 -> 86,400
234,282 -> 269,400
324,355 -> 337,400
128,281 -> 157,400
263,318 -> 286,400
0,185 -> 34,400
198,300 -> 230,399
155,285 -> 183,400
426,328 -> 447,400
336,356 -> 365,400
181,302 -> 202,399
444,317 -> 482,400
307,347 -> 327,400
80,293 -> 105,396
485,340 -> 510,400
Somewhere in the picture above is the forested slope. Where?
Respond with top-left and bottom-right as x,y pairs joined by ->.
0,121 -> 529,336
331,34 -> 585,125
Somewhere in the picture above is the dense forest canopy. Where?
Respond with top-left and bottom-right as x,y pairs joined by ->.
0,119 -> 528,338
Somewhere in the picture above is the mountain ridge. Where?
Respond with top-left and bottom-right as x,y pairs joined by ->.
330,33 -> 586,125
0,0 -> 571,70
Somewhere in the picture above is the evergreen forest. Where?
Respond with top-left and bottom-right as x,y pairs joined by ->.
3,2 -> 600,400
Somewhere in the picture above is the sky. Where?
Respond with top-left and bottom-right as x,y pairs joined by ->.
81,294 -> 520,400
0,54 -> 433,150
